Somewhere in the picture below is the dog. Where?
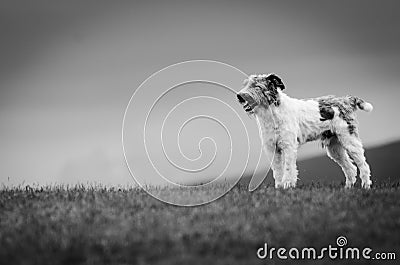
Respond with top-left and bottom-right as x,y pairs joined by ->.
237,73 -> 373,189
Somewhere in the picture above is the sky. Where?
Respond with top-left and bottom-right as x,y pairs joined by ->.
1,0 -> 400,186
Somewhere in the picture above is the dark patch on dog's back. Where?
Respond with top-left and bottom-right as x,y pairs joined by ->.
317,95 -> 359,135
319,106 -> 335,121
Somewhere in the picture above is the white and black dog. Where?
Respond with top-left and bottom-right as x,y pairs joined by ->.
237,74 -> 373,189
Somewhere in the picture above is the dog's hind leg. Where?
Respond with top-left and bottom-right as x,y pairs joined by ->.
338,134 -> 372,189
326,136 -> 357,188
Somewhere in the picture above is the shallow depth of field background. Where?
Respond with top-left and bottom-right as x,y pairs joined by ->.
1,0 -> 400,187
1,2 -> 400,265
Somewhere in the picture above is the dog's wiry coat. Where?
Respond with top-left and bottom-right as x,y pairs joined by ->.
237,74 -> 373,189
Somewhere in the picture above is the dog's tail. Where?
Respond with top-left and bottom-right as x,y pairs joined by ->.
352,96 -> 373,112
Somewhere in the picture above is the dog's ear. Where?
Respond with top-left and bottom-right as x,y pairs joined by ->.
267,73 -> 285,90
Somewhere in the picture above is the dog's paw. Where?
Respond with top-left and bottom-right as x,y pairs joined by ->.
345,178 -> 356,189
361,179 -> 372,189
281,180 -> 296,189
344,182 -> 353,189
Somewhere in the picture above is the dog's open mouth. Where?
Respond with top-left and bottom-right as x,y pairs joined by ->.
237,93 -> 255,113
243,103 -> 253,112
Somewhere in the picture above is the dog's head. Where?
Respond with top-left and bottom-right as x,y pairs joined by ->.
237,73 -> 285,113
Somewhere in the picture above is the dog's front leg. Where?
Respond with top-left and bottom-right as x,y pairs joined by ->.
271,150 -> 284,188
280,139 -> 298,189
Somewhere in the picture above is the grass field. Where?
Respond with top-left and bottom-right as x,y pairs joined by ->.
1,182 -> 399,265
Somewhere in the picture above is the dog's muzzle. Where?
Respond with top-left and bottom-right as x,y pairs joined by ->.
237,92 -> 257,113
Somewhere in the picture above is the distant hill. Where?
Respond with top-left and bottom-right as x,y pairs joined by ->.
239,140 -> 400,187
297,140 -> 400,185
